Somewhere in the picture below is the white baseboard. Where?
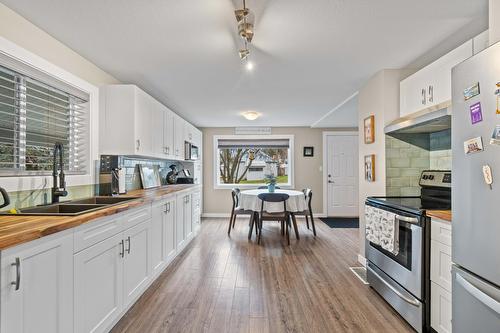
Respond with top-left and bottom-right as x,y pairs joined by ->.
357,254 -> 367,267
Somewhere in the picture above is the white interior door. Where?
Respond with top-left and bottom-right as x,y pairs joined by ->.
326,134 -> 359,217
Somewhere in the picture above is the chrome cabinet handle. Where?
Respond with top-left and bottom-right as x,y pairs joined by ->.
11,257 -> 20,291
119,240 -> 124,258
126,236 -> 131,254
421,88 -> 426,105
136,139 -> 141,151
428,85 -> 434,103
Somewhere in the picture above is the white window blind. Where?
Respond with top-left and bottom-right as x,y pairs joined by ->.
0,65 -> 88,174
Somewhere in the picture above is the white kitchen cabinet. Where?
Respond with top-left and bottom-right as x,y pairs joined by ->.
164,198 -> 177,263
176,192 -> 193,251
1,233 -> 74,333
430,218 -> 452,333
163,109 -> 175,159
123,221 -> 151,308
192,190 -> 201,234
151,200 -> 168,277
100,85 -> 153,156
74,233 -> 123,333
173,114 -> 185,159
431,282 -> 452,333
151,98 -> 166,158
400,40 -> 473,117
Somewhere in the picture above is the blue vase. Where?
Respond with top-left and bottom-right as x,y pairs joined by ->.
268,183 -> 275,193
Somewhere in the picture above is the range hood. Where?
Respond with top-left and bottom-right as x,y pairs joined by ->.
385,102 -> 451,135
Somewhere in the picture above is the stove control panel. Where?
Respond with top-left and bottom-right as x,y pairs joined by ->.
419,170 -> 451,188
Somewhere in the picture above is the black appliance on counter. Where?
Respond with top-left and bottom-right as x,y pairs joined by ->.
365,170 -> 451,333
176,169 -> 194,184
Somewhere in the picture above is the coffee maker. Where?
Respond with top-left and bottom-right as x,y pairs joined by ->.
98,155 -> 127,195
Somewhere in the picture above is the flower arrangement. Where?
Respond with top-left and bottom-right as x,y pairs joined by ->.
264,174 -> 277,192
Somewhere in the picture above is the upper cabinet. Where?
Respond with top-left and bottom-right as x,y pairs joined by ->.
400,40 -> 473,117
100,84 -> 202,161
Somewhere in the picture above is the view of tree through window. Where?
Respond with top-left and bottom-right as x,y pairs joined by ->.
216,137 -> 292,186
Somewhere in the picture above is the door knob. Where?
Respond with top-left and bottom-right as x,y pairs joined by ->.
328,180 -> 334,183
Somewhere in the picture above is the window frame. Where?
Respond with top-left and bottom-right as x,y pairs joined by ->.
0,36 -> 99,192
213,134 -> 294,189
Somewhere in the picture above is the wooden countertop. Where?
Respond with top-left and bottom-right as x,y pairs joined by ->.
0,184 -> 201,250
427,210 -> 452,222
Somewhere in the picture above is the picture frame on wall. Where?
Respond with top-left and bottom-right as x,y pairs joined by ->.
364,155 -> 375,182
303,146 -> 314,157
364,115 -> 375,144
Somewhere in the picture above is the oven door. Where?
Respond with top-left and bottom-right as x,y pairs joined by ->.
366,213 -> 423,299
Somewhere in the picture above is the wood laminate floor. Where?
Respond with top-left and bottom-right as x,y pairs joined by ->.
111,218 -> 414,333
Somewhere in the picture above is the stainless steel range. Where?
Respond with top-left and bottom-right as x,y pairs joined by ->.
366,170 -> 451,333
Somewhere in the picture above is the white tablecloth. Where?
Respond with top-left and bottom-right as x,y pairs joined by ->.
238,189 -> 307,213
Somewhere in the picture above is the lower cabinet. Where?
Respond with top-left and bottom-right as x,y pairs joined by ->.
74,233 -> 124,333
0,233 -> 74,333
430,218 -> 452,333
176,193 -> 193,251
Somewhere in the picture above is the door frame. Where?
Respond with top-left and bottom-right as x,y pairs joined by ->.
322,131 -> 359,217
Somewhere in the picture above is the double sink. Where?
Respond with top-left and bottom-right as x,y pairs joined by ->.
1,196 -> 141,216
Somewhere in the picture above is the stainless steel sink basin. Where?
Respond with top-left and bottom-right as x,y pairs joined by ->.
16,204 -> 108,215
67,196 -> 140,205
0,196 -> 141,216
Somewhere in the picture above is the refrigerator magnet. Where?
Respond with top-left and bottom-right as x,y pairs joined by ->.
470,102 -> 483,124
482,165 -> 493,190
464,136 -> 484,155
490,126 -> 500,145
463,82 -> 480,101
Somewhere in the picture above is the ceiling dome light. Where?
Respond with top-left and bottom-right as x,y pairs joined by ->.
242,111 -> 259,120
246,61 -> 254,71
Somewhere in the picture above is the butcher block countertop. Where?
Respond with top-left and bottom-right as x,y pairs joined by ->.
0,184 -> 201,250
427,210 -> 452,222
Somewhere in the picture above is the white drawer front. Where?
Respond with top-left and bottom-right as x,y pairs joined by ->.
431,282 -> 452,333
74,215 -> 123,253
431,240 -> 452,291
431,219 -> 452,246
123,205 -> 152,230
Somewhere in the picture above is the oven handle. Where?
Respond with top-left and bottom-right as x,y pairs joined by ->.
395,214 -> 419,225
369,267 -> 421,306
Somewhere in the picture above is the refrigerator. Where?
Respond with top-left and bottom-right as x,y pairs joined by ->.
451,41 -> 500,332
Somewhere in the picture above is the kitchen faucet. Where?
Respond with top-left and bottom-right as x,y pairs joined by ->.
51,143 -> 68,203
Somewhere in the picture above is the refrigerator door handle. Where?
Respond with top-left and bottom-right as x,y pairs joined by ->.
456,273 -> 500,315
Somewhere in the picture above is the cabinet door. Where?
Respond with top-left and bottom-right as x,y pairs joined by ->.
173,114 -> 185,159
176,195 -> 186,250
192,191 -> 201,234
1,234 -> 73,333
134,88 -> 153,155
151,201 -> 167,278
151,99 -> 165,158
431,282 -> 452,333
185,194 -> 193,240
74,233 -> 123,333
164,199 -> 177,263
400,69 -> 427,117
123,221 -> 151,308
163,109 -> 175,158
431,240 -> 452,291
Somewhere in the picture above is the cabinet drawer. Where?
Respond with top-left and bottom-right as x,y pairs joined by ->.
123,205 -> 151,230
74,215 -> 123,253
431,219 -> 452,246
431,282 -> 452,333
431,240 -> 452,291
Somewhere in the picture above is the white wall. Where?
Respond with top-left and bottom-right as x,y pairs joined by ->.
357,69 -> 411,259
490,0 -> 500,45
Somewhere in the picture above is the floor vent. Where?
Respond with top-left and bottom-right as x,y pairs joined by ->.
349,266 -> 369,285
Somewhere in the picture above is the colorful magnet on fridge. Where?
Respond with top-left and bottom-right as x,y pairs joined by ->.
463,82 -> 480,100
490,125 -> 500,145
470,102 -> 483,124
482,165 -> 493,190
496,82 -> 500,114
464,136 -> 484,155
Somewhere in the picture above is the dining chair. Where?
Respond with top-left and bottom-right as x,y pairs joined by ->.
257,186 -> 281,189
228,188 -> 255,236
256,192 -> 294,245
291,188 -> 316,236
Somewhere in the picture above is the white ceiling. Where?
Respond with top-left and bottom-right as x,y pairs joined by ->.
0,0 -> 488,127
